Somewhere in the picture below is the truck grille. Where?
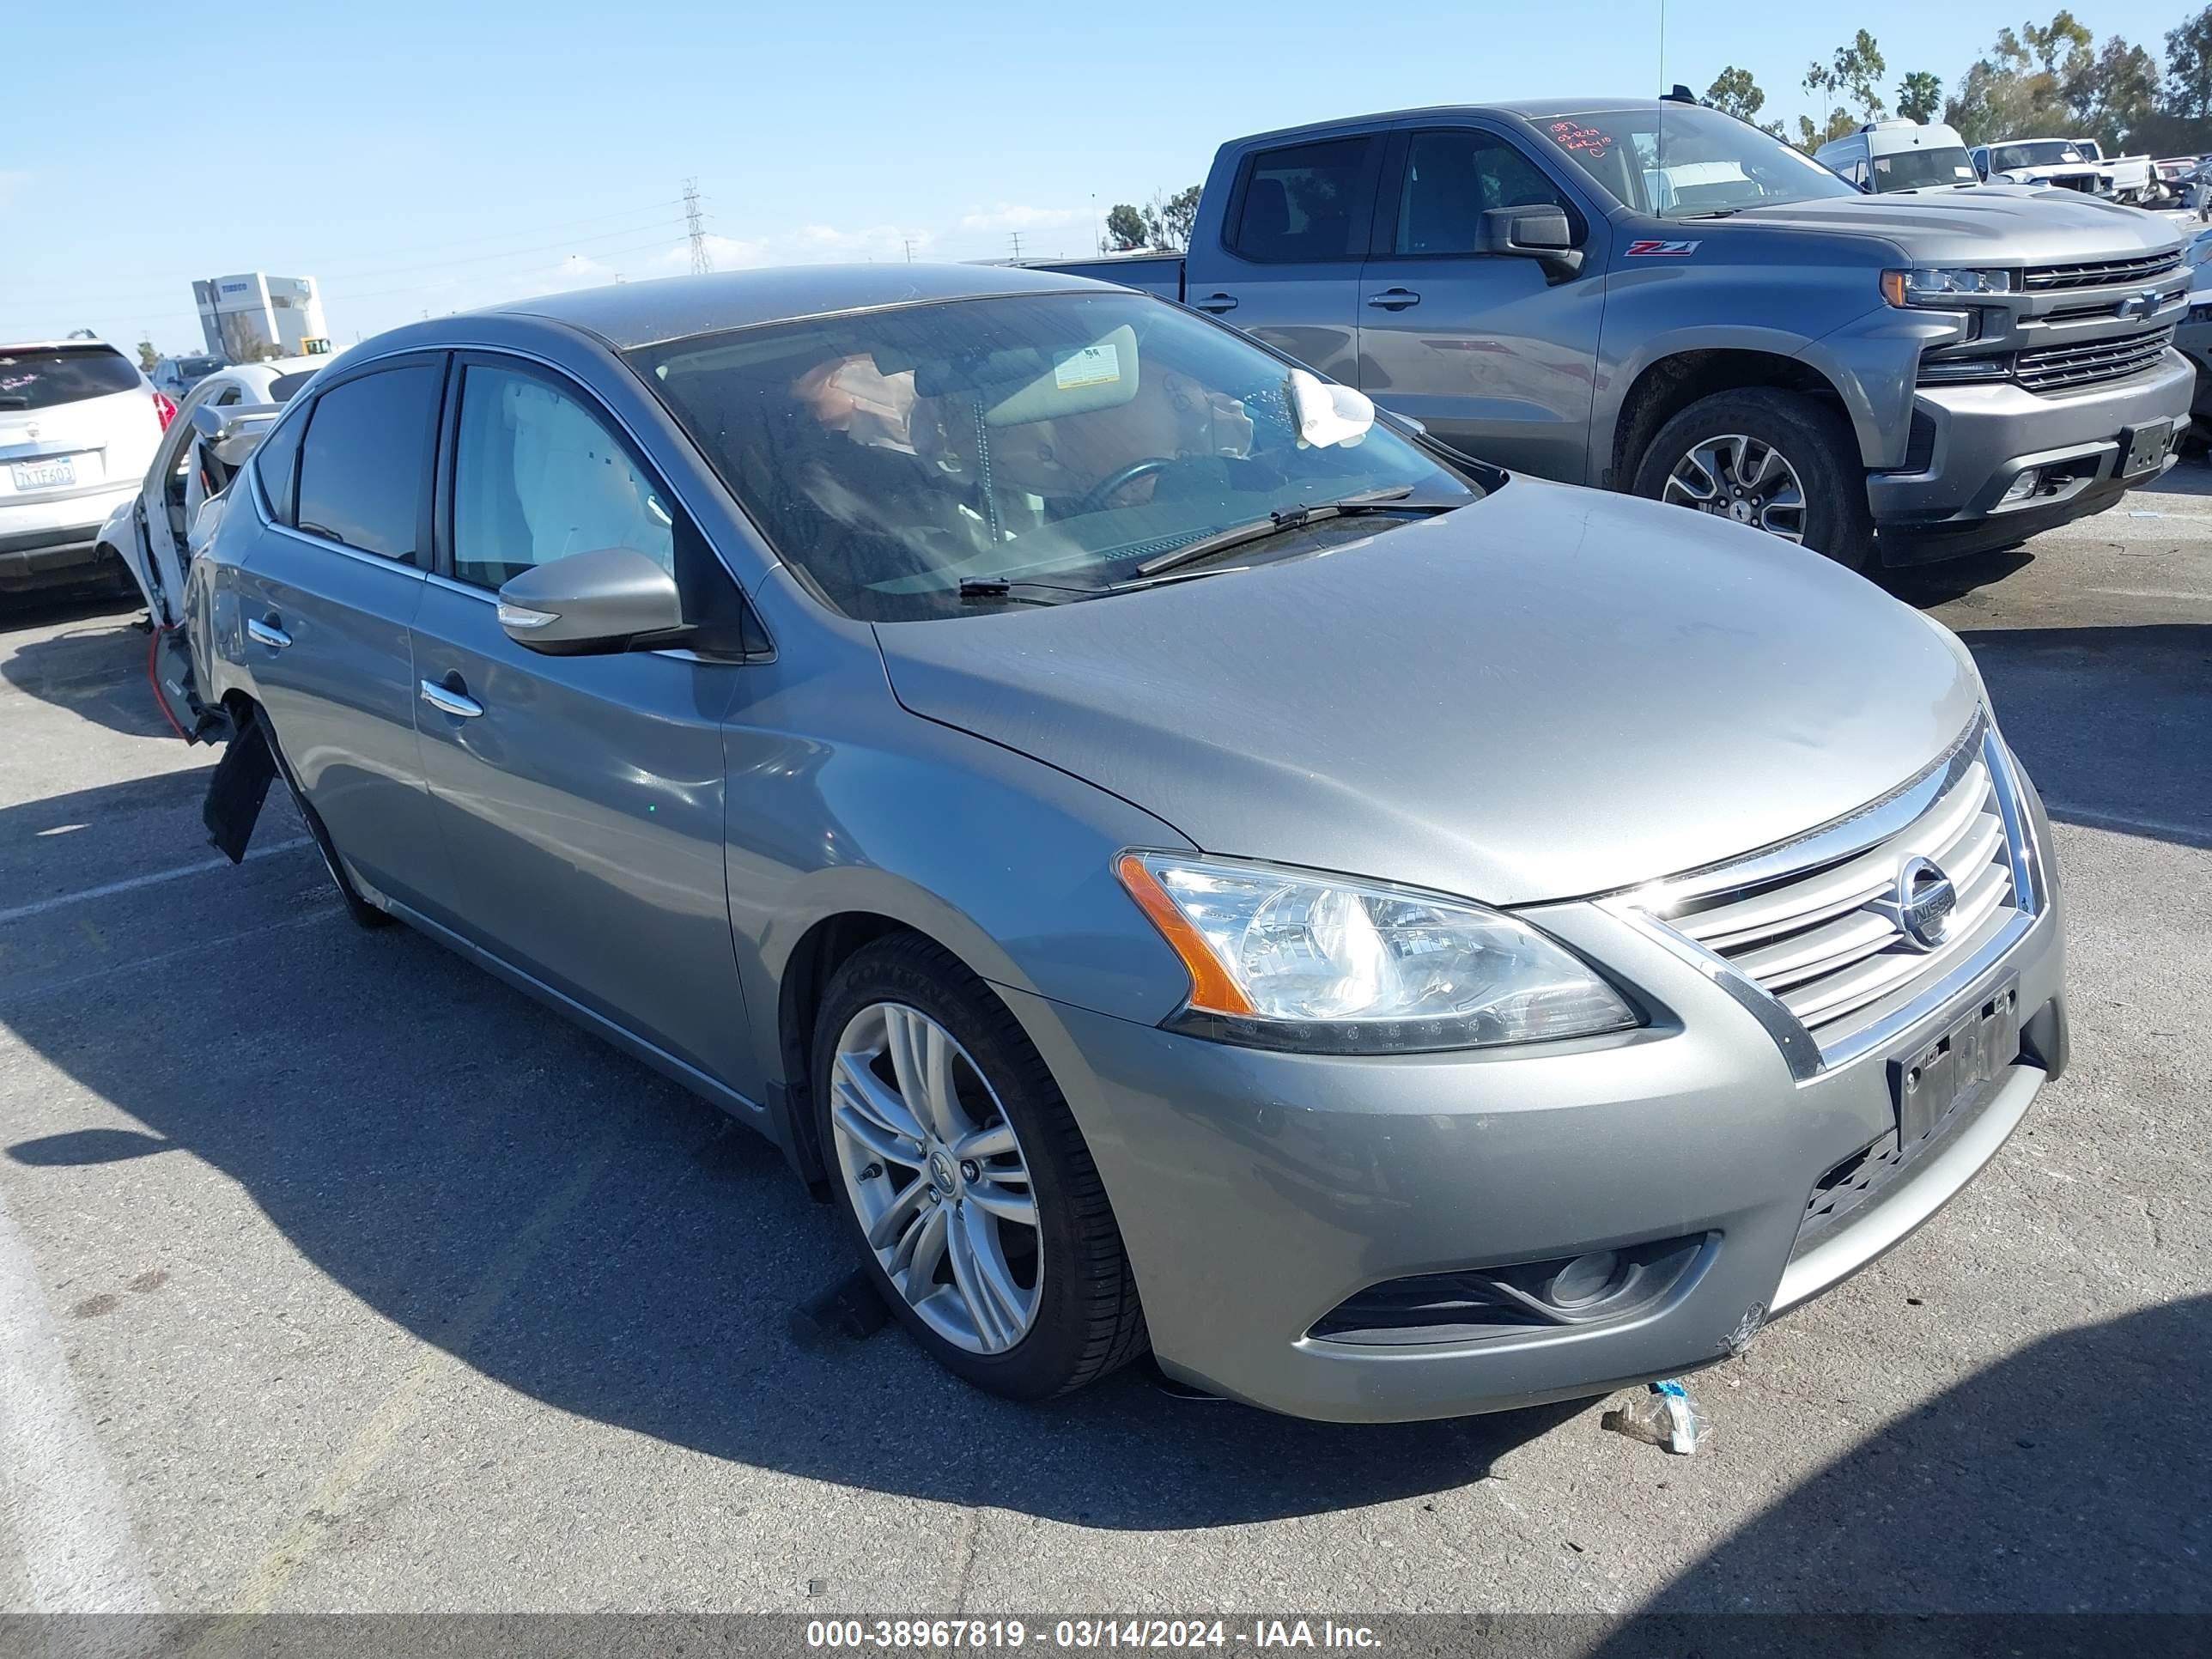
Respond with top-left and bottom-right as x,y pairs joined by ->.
1647,737 -> 2027,1057
2014,325 -> 2174,392
2021,250 -> 2184,289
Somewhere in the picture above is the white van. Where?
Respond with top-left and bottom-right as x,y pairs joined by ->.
1816,120 -> 1981,194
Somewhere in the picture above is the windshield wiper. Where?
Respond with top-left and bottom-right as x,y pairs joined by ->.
956,577 -> 1097,605
1673,207 -> 1743,220
1131,487 -> 1453,580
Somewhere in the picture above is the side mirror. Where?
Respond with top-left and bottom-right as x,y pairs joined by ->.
1477,205 -> 1583,280
496,546 -> 686,655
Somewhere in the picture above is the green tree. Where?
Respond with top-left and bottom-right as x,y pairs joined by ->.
2166,4 -> 2212,119
1832,30 -> 1889,119
1103,203 -> 1147,252
1704,66 -> 1766,123
134,340 -> 158,372
1897,71 -> 1944,124
1143,185 -> 1203,252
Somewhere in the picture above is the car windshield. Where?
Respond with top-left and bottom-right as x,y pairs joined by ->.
1537,103 -> 1859,217
0,344 -> 141,410
175,356 -> 225,380
629,290 -> 1478,621
1873,147 -> 1980,190
1992,141 -> 2087,169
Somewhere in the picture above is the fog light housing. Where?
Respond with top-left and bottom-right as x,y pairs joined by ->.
1547,1250 -> 1621,1308
2001,469 -> 2040,504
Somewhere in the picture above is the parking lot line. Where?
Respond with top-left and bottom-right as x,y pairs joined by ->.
0,1187 -> 161,1613
0,838 -> 313,927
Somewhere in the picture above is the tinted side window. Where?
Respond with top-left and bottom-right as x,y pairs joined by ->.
251,401 -> 307,525
450,363 -> 675,590
294,364 -> 440,560
1231,138 -> 1375,263
1395,131 -> 1575,256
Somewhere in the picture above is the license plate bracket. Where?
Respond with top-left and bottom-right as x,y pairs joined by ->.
9,456 -> 76,492
1890,982 -> 2021,1146
2121,420 -> 2173,477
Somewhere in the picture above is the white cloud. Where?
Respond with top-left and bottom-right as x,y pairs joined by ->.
958,203 -> 1088,233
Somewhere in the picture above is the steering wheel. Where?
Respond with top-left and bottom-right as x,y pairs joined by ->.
1075,456 -> 1178,514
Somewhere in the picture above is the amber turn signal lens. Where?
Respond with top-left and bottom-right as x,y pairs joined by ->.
1115,854 -> 1258,1018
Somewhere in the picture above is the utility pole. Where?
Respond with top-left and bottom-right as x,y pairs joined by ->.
684,177 -> 711,276
1009,230 -> 1024,262
902,238 -> 915,264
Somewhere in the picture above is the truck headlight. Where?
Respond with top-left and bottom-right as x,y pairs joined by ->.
1116,853 -> 1638,1053
1883,268 -> 2015,306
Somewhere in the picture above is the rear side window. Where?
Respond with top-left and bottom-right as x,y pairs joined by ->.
0,344 -> 141,410
293,365 -> 441,560
252,400 -> 308,524
1230,138 -> 1376,263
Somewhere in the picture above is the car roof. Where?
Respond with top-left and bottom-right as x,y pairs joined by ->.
3,338 -> 130,354
1222,98 -> 1682,148
479,263 -> 1103,350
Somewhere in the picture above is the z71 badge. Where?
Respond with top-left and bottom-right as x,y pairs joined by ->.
1625,239 -> 1704,257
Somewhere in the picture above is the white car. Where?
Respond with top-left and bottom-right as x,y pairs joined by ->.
96,354 -> 339,628
1,339 -> 173,599
1972,137 -> 2112,196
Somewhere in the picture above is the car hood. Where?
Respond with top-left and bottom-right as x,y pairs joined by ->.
873,480 -> 1980,905
1723,185 -> 2177,264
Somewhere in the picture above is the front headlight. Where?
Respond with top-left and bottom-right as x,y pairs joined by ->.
1882,267 -> 2015,306
1115,853 -> 1639,1054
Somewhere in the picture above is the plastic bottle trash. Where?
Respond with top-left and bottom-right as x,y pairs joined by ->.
1601,1378 -> 1704,1455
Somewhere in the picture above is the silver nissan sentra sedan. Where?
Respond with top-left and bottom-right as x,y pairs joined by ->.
169,264 -> 2066,1422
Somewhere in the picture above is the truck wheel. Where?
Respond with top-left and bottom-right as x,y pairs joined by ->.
1632,388 -> 1875,570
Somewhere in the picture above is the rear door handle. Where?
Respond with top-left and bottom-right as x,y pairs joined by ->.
419,676 -> 483,719
1366,288 -> 1421,311
246,616 -> 291,649
1193,292 -> 1238,313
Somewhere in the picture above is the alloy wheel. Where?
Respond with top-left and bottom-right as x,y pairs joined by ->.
829,1001 -> 1042,1353
1662,434 -> 1808,542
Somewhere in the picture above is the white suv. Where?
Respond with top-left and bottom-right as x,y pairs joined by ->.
1,339 -> 172,599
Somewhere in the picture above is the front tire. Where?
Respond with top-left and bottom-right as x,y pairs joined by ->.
1632,387 -> 1875,570
811,934 -> 1146,1400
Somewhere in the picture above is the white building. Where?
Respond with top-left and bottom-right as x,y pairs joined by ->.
192,273 -> 329,362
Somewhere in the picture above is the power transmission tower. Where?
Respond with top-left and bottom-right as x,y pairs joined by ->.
902,238 -> 915,264
684,178 -> 711,275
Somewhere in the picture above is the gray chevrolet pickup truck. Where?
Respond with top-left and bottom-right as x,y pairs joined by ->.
1042,97 -> 2193,567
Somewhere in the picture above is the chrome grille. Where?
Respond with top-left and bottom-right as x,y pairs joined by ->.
2021,250 -> 2184,289
1631,726 -> 2036,1064
2015,325 -> 2173,392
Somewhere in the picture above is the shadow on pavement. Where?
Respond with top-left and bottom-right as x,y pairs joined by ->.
1957,623 -> 2212,849
1595,1295 -> 2212,1618
0,775 -> 1565,1529
0,596 -> 172,741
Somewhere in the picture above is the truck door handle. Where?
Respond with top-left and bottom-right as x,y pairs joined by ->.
246,615 -> 292,650
1193,292 -> 1238,313
419,675 -> 483,719
1367,288 -> 1421,311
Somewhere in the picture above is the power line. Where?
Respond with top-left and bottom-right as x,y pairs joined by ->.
684,178 -> 711,276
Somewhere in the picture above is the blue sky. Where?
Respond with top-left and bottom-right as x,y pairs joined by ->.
2,0 -> 2197,352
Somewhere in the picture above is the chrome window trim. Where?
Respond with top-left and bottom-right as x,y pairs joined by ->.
252,500 -> 429,580
1599,712 -> 2043,1081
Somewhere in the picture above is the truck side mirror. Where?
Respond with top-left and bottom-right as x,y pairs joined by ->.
1478,205 -> 1583,281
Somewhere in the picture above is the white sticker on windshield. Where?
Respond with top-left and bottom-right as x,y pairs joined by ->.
1054,343 -> 1121,390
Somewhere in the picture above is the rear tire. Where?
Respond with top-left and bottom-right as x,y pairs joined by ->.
811,933 -> 1146,1401
255,704 -> 394,930
1632,387 -> 1875,570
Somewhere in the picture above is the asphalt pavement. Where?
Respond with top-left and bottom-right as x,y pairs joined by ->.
0,476 -> 2207,1623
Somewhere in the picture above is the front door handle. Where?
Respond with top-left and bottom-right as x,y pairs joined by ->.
1193,292 -> 1239,313
246,615 -> 292,649
1366,288 -> 1421,311
419,675 -> 483,719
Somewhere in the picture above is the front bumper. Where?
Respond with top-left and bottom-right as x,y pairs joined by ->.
1867,354 -> 2192,560
1012,772 -> 2066,1424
